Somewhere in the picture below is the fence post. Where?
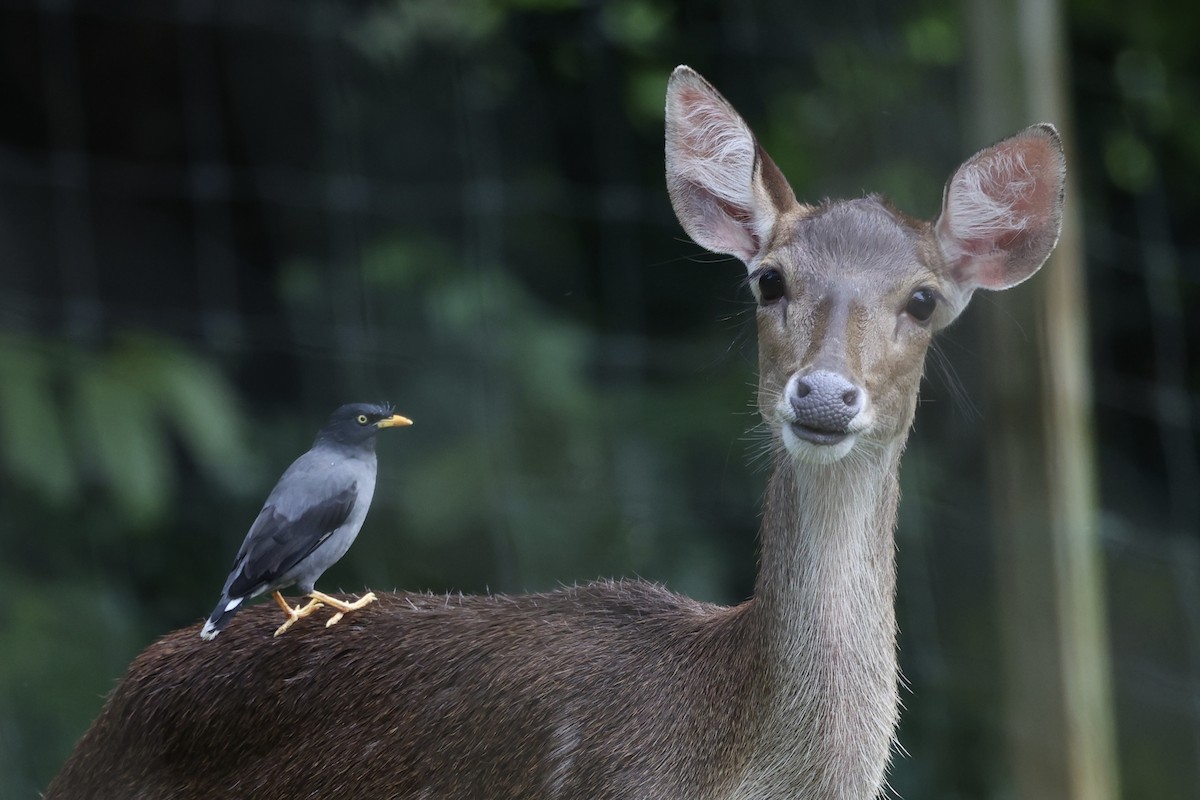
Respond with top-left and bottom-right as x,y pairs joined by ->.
964,0 -> 1120,797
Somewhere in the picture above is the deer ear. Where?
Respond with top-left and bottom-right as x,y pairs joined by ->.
935,124 -> 1066,308
665,66 -> 799,268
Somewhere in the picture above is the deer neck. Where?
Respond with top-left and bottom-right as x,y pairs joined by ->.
739,441 -> 903,798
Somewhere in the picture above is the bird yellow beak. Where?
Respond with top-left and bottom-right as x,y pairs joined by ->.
376,414 -> 413,429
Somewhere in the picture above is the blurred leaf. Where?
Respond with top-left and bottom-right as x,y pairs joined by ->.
506,0 -> 581,9
0,338 -> 76,503
0,332 -> 248,528
119,336 -> 252,492
904,14 -> 961,66
0,570 -> 140,796
1104,129 -> 1156,192
871,158 -> 943,218
360,236 -> 454,289
1114,49 -> 1173,132
599,0 -> 672,49
347,0 -> 504,63
278,257 -> 322,307
628,67 -> 670,127
396,440 -> 492,542
73,355 -> 170,526
512,314 -> 589,415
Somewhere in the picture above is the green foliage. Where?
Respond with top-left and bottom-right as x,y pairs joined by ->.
903,13 -> 962,66
0,339 -> 76,504
347,0 -> 507,64
73,358 -> 169,525
0,572 -> 142,797
348,0 -> 585,64
1104,129 -> 1155,192
0,334 -> 248,527
599,0 -> 673,50
307,233 -> 740,589
0,332 -> 252,795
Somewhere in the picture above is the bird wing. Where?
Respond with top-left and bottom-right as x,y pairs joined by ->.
226,482 -> 358,598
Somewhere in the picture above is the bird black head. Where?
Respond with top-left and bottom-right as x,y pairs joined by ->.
313,402 -> 413,450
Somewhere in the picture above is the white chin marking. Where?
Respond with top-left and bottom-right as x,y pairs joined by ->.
782,425 -> 857,464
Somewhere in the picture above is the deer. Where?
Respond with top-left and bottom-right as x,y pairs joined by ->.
44,66 -> 1065,800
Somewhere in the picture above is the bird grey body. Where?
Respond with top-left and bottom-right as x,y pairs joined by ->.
273,466 -> 374,594
200,403 -> 410,640
229,446 -> 376,597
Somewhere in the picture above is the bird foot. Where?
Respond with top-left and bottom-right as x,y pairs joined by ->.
306,590 -> 378,627
272,592 -> 325,637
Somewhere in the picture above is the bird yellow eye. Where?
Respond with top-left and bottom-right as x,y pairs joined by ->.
356,414 -> 369,425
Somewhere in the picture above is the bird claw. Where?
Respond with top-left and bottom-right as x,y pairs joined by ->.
270,590 -> 376,635
273,597 -> 325,637
314,591 -> 378,627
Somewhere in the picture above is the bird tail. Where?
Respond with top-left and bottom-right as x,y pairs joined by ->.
200,595 -> 245,640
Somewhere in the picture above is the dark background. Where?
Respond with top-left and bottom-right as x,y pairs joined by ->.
0,0 -> 1196,797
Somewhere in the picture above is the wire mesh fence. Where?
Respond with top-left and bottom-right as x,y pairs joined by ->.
0,1 -> 1196,797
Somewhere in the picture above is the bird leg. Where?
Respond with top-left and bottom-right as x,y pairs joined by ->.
272,591 -> 325,637
306,590 -> 378,627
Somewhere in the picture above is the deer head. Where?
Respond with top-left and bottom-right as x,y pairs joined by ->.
666,66 -> 1065,465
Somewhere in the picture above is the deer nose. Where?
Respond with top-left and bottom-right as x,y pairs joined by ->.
789,370 -> 864,434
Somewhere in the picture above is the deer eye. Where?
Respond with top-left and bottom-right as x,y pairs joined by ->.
905,288 -> 937,322
756,268 -> 786,304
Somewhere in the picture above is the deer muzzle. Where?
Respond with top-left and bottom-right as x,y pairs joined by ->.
785,369 -> 866,448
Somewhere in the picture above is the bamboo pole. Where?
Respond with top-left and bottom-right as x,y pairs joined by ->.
964,0 -> 1119,797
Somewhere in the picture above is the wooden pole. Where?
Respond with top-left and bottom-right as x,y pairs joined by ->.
964,0 -> 1119,797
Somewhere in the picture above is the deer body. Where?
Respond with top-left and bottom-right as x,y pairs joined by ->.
46,67 -> 1065,800
59,586 -> 758,799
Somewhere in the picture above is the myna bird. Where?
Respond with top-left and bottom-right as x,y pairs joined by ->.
199,402 -> 412,640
